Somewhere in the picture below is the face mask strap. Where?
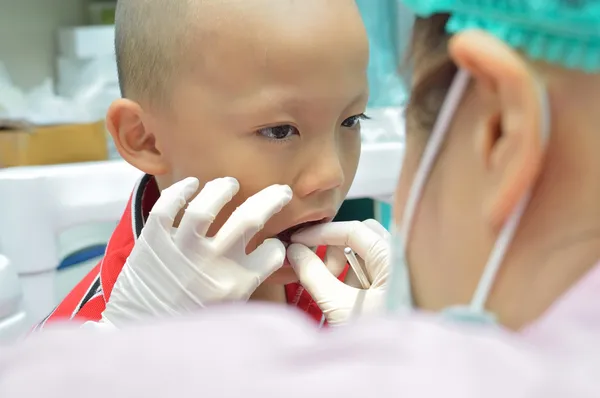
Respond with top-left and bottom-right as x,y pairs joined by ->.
468,78 -> 552,313
386,225 -> 413,312
469,191 -> 532,313
387,69 -> 471,314
399,69 -> 471,246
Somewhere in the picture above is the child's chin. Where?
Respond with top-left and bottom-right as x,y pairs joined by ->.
264,261 -> 299,285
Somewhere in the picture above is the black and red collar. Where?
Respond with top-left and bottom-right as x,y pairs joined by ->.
131,174 -> 160,238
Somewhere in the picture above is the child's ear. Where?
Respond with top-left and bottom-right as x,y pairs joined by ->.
106,99 -> 169,176
449,30 -> 548,231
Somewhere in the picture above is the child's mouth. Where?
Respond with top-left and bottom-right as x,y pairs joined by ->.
276,218 -> 330,246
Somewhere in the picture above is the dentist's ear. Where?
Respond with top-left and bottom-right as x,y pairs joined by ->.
449,30 -> 548,231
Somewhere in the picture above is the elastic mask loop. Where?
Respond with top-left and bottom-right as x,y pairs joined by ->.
399,69 -> 471,244
387,69 -> 471,313
466,77 -> 551,314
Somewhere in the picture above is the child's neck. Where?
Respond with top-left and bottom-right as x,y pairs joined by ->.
250,284 -> 288,304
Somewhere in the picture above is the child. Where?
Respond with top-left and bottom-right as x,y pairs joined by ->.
36,0 -> 370,328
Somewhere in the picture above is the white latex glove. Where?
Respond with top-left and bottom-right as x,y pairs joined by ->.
287,219 -> 390,326
99,177 -> 293,327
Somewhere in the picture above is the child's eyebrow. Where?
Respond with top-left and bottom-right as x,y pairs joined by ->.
232,90 -> 369,122
346,90 -> 370,108
274,86 -> 370,112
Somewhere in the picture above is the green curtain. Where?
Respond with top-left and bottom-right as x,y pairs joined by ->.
355,0 -> 412,108
343,1 -> 414,227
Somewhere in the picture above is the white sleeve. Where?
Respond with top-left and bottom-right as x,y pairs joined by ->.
0,304 -> 597,398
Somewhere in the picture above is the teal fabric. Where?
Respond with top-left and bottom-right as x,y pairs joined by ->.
375,201 -> 393,231
401,0 -> 600,72
356,0 -> 412,107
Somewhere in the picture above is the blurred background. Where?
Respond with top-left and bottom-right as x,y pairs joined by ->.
0,0 -> 412,340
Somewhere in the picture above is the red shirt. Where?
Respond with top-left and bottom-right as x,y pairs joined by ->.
36,175 -> 347,329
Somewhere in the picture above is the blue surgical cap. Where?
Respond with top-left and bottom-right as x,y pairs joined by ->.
400,0 -> 600,72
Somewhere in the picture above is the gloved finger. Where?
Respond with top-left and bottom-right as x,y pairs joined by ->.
363,219 -> 391,240
174,177 -> 240,249
287,244 -> 350,304
213,184 -> 293,252
146,177 -> 200,231
361,219 -> 391,282
245,238 -> 286,282
291,221 -> 386,267
324,245 -> 347,278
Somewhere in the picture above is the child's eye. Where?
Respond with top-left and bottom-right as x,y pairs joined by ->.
257,125 -> 299,140
341,113 -> 370,128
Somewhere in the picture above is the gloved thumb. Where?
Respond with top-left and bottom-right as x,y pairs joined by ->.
287,244 -> 348,305
247,238 -> 286,281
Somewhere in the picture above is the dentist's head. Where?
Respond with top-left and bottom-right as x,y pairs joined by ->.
391,1 -> 600,329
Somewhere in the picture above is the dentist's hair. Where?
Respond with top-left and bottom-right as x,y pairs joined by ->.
405,14 -> 455,134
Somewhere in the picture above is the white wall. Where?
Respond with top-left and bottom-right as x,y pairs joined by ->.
0,0 -> 89,89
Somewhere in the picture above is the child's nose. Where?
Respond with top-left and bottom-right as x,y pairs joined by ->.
294,146 -> 345,198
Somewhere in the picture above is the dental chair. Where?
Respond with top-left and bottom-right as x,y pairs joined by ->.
0,161 -> 142,329
0,255 -> 27,343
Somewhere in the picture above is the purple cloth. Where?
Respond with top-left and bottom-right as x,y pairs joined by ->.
1,303 -> 598,398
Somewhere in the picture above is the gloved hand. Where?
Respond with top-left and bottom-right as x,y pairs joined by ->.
99,177 -> 293,328
287,219 -> 390,326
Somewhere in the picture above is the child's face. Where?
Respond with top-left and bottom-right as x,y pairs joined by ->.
147,1 -> 367,284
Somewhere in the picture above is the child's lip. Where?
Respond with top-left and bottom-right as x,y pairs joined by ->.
276,216 -> 334,244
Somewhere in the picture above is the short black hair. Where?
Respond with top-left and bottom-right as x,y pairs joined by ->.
114,0 -> 192,104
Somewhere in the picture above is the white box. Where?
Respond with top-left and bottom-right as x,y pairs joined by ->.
347,142 -> 404,200
56,55 -> 119,97
58,25 -> 116,58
